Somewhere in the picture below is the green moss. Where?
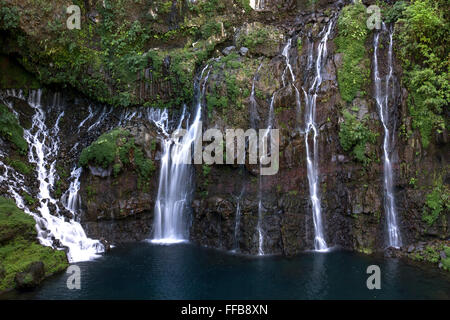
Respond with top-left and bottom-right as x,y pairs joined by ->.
0,197 -> 68,291
21,192 -> 36,207
0,104 -> 28,155
335,3 -> 370,103
0,197 -> 36,243
79,128 -> 130,169
0,238 -> 68,292
80,127 -> 155,190
5,158 -> 32,176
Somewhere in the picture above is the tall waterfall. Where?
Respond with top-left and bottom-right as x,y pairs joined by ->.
373,24 -> 402,248
302,19 -> 335,252
152,65 -> 210,243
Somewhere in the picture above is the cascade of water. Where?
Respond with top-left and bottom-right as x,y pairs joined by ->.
302,19 -> 335,252
256,93 -> 275,255
61,167 -> 83,216
373,24 -> 401,248
250,0 -> 265,11
22,90 -> 104,262
152,65 -> 210,243
281,37 -> 303,127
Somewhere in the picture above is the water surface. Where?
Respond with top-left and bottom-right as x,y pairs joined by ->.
3,242 -> 449,299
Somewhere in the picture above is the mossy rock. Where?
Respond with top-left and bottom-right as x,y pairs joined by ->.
0,197 -> 69,292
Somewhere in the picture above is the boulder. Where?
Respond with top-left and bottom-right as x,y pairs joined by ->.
222,46 -> 236,56
14,261 -> 45,290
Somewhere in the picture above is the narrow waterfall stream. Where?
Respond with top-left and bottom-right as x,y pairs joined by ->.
373,24 -> 402,248
152,65 -> 210,243
302,19 -> 335,252
233,187 -> 245,252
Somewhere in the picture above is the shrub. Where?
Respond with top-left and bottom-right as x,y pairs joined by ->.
422,176 -> 449,226
0,1 -> 20,30
396,0 -> 449,148
79,129 -> 129,169
339,110 -> 377,164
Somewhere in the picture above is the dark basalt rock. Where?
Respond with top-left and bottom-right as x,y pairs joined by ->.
14,261 -> 45,290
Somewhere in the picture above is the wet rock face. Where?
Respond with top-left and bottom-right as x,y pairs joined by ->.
78,122 -> 160,243
187,3 -> 449,256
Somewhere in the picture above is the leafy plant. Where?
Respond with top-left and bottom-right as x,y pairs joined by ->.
422,176 -> 449,226
339,110 -> 377,164
396,0 -> 449,148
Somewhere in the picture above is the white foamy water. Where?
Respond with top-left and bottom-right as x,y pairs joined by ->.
302,19 -> 335,252
152,65 -> 210,244
373,24 -> 401,248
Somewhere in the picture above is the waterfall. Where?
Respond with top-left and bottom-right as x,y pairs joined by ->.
0,90 -> 106,263
22,90 -> 104,262
152,65 -> 210,244
373,24 -> 401,248
250,0 -> 265,11
61,167 -> 83,216
233,188 -> 245,252
281,38 -> 303,127
302,19 -> 335,252
256,93 -> 275,255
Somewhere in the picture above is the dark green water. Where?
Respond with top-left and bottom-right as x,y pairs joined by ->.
3,242 -> 450,299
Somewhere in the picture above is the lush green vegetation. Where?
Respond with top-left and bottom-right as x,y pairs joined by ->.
422,176 -> 449,226
0,0 -> 258,108
339,110 -> 377,164
442,246 -> 450,271
0,104 -> 27,154
0,197 -> 68,292
335,3 -> 370,103
5,158 -> 32,176
79,128 -> 128,169
395,0 -> 449,148
409,243 -> 450,271
79,128 -> 155,189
